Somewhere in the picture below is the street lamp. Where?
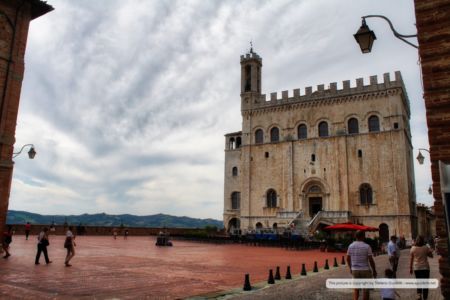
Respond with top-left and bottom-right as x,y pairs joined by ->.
416,148 -> 430,165
12,144 -> 36,159
428,185 -> 432,195
354,15 -> 418,53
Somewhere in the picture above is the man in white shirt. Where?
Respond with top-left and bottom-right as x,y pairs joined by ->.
347,230 -> 377,300
387,235 -> 400,278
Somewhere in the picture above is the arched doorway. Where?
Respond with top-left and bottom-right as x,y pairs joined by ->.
379,223 -> 389,243
228,218 -> 240,233
308,185 -> 323,217
255,222 -> 263,229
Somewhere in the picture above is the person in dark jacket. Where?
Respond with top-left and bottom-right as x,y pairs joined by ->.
35,227 -> 52,265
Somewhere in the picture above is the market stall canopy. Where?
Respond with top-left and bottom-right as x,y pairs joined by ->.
324,222 -> 378,232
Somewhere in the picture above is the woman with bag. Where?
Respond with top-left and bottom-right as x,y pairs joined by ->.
410,235 -> 433,300
35,227 -> 51,265
64,226 -> 76,267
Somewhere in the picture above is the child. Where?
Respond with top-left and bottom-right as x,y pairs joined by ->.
380,268 -> 400,300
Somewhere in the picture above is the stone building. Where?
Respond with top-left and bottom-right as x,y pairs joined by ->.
416,203 -> 436,240
223,49 -> 417,241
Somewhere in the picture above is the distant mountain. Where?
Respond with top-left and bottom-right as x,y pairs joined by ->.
7,210 -> 223,229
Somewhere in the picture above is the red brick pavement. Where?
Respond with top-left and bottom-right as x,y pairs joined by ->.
0,235 -> 347,299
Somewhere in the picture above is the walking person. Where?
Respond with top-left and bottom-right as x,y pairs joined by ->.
64,226 -> 76,267
387,235 -> 400,278
410,235 -> 433,300
2,225 -> 13,258
124,229 -> 129,240
346,230 -> 377,300
25,222 -> 31,240
35,227 -> 51,265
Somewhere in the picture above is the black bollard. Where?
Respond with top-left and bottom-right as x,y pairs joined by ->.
285,265 -> 292,279
313,261 -> 318,272
324,259 -> 330,270
301,263 -> 307,276
275,266 -> 281,280
243,273 -> 252,291
341,255 -> 346,265
268,269 -> 275,284
333,257 -> 338,267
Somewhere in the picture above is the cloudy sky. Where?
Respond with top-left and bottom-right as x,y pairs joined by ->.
10,0 -> 431,220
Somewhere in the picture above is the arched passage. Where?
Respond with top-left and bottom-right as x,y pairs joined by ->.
379,223 -> 389,243
228,218 -> 240,233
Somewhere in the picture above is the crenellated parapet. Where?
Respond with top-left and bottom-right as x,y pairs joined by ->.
243,71 -> 409,114
240,52 -> 262,63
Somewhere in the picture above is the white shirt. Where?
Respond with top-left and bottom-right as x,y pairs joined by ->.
66,230 -> 73,238
347,241 -> 373,271
387,240 -> 400,257
380,286 -> 395,299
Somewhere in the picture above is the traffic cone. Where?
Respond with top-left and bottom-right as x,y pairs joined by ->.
313,261 -> 318,272
301,263 -> 307,276
268,269 -> 275,284
275,266 -> 281,280
334,257 -> 338,267
341,255 -> 346,265
324,259 -> 330,270
243,274 -> 252,291
285,265 -> 292,279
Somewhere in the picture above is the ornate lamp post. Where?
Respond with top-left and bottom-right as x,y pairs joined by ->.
13,144 -> 36,159
416,148 -> 430,165
354,15 -> 418,53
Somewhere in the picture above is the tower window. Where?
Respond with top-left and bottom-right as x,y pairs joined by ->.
245,65 -> 251,92
311,154 -> 316,162
358,150 -> 362,157
255,129 -> 264,144
359,183 -> 373,205
236,137 -> 242,148
231,192 -> 240,209
232,167 -> 238,176
318,121 -> 329,137
266,189 -> 277,208
298,124 -> 307,139
265,152 -> 269,158
368,115 -> 380,132
348,118 -> 359,134
394,122 -> 399,129
270,127 -> 279,142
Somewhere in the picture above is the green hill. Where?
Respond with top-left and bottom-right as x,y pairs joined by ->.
7,210 -> 223,229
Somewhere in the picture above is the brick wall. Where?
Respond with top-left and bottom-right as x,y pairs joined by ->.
415,1 -> 450,298
0,0 -> 52,245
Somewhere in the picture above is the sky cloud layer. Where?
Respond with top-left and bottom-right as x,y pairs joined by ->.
9,0 -> 431,219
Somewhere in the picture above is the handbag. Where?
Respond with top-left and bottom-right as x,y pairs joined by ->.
41,238 -> 49,247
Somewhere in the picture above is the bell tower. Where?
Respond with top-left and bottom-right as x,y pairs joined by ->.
240,46 -> 262,112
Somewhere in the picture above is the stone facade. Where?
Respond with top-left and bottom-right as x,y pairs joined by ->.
224,50 -> 417,241
0,0 -> 53,241
414,1 -> 450,298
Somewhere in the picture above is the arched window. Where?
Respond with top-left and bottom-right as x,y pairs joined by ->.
318,121 -> 329,137
348,118 -> 359,134
231,192 -> 240,209
298,124 -> 307,139
232,167 -> 238,176
359,183 -> 373,205
270,127 -> 279,142
266,189 -> 277,208
245,65 -> 251,92
368,115 -> 380,132
236,137 -> 242,148
255,222 -> 263,229
229,137 -> 235,150
255,129 -> 264,144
